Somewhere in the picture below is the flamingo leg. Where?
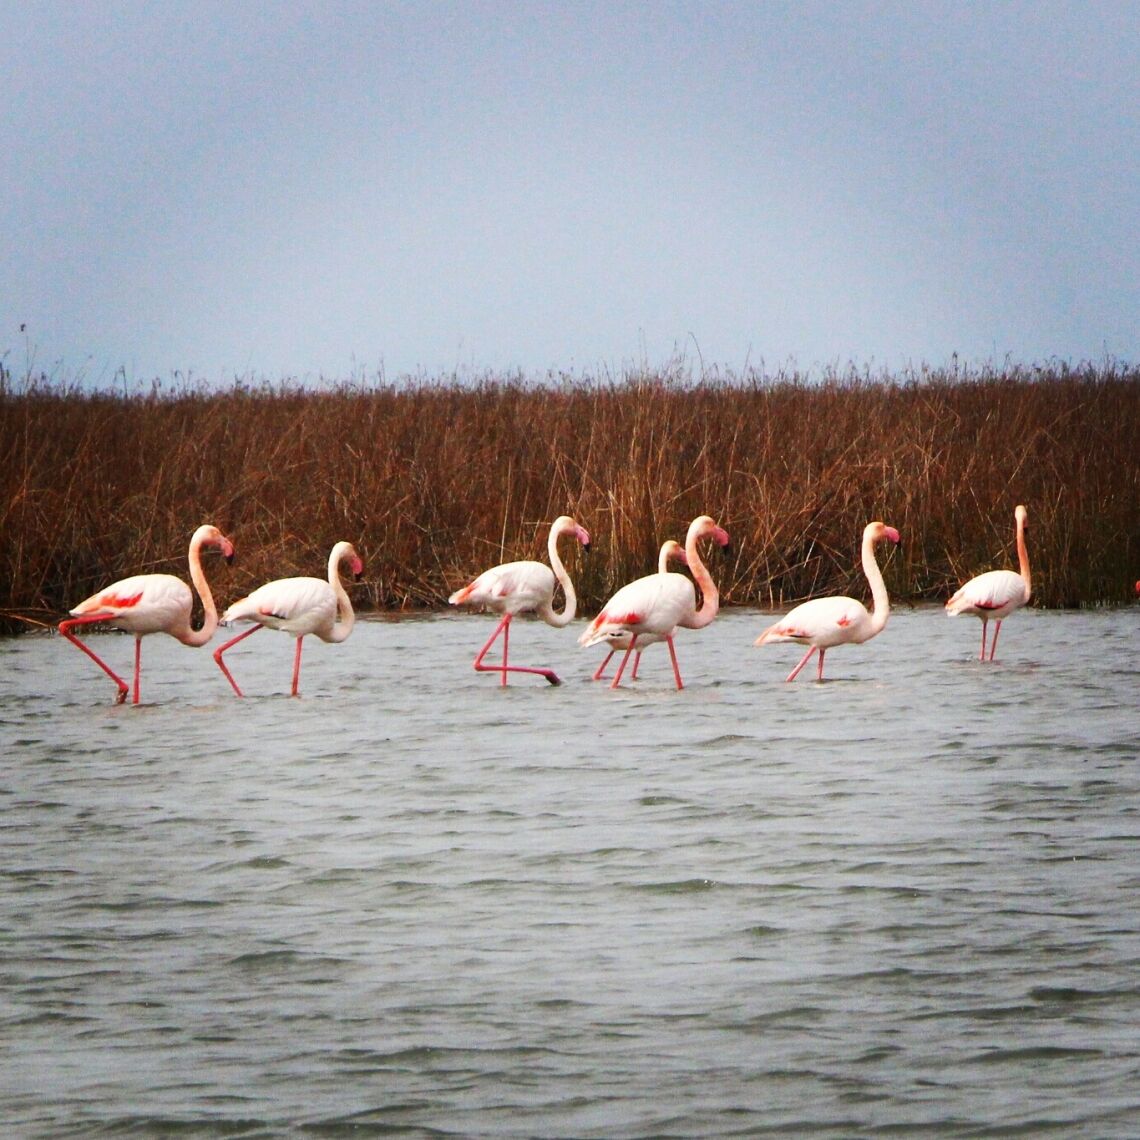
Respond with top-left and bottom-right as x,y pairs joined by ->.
631,649 -> 645,681
665,635 -> 684,690
989,620 -> 1002,662
472,614 -> 560,686
816,647 -> 826,681
610,635 -> 639,689
213,624 -> 262,697
132,637 -> 142,705
785,645 -> 817,682
59,616 -> 131,704
592,648 -> 616,681
291,637 -> 305,696
979,620 -> 988,661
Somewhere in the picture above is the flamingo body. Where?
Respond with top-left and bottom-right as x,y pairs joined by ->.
946,505 -> 1031,661
69,574 -> 198,638
756,521 -> 899,682
449,515 -> 590,686
214,541 -> 363,697
59,524 -> 234,704
580,515 -> 729,690
222,575 -> 341,639
449,561 -> 558,618
591,540 -> 687,681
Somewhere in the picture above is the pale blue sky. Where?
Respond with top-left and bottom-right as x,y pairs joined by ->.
3,1 -> 1138,384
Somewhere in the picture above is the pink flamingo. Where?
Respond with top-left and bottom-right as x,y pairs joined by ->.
755,520 -> 900,681
448,515 -> 590,686
579,514 -> 730,690
59,523 -> 235,704
945,504 -> 1031,661
591,539 -> 688,681
213,541 -> 364,697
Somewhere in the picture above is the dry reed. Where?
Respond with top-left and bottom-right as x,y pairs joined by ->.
1,360 -> 1137,634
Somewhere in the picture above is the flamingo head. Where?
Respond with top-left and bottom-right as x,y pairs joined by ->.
688,514 -> 730,550
195,524 -> 236,564
332,541 -> 364,581
866,521 -> 900,547
551,515 -> 591,552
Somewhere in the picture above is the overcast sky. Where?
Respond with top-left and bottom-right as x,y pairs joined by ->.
3,1 -> 1138,385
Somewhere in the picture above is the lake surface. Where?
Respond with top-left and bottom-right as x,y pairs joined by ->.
2,607 -> 1138,1138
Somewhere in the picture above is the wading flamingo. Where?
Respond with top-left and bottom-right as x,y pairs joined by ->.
755,521 -> 900,681
448,515 -> 590,686
591,539 -> 687,681
945,504 -> 1031,661
579,514 -> 730,690
214,541 -> 364,697
59,524 -> 235,704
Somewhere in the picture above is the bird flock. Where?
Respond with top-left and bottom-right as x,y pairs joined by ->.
57,506 -> 1033,704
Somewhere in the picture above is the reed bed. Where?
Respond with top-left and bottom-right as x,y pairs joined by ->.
1,360 -> 1137,634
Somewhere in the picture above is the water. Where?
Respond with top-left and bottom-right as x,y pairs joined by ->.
2,607 -> 1138,1138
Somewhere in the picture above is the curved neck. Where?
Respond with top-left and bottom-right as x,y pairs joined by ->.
326,545 -> 356,644
180,532 -> 220,647
1015,513 -> 1031,598
685,526 -> 720,630
862,532 -> 891,637
545,525 -> 577,627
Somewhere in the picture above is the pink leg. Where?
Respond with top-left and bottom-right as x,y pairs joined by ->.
213,624 -> 262,697
592,648 -> 616,681
472,614 -> 560,686
59,616 -> 131,704
132,637 -> 142,705
665,636 -> 683,690
816,647 -> 826,681
988,620 -> 1002,661
291,637 -> 304,696
609,635 -> 639,689
978,620 -> 988,661
785,645 -> 817,682
631,649 -> 645,680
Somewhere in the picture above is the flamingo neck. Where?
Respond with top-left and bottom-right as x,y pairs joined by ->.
544,524 -> 577,628
326,544 -> 356,644
1015,513 -> 1031,599
685,526 -> 720,630
179,531 -> 219,647
862,531 -> 891,637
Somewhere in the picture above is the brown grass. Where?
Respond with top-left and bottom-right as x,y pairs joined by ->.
1,360 -> 1137,634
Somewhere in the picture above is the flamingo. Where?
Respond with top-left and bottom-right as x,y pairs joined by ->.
755,520 -> 900,681
579,514 -> 730,690
59,523 -> 235,705
213,541 -> 364,697
591,539 -> 688,682
945,504 -> 1031,661
448,515 -> 590,686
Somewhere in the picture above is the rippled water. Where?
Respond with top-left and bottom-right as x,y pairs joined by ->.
2,607 -> 1138,1137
